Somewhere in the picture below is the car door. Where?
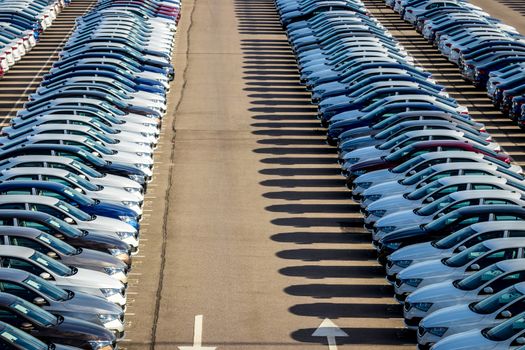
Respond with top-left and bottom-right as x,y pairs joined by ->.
0,282 -> 44,307
480,270 -> 525,297
467,248 -> 522,273
5,237 -> 59,262
0,258 -> 48,281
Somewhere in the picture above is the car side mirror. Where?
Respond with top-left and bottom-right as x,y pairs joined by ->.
483,286 -> 494,294
63,217 -> 74,224
46,251 -> 58,259
53,234 -> 64,240
20,322 -> 33,331
78,174 -> 87,179
33,297 -> 46,306
426,197 -> 435,203
91,151 -> 100,157
500,310 -> 512,318
469,263 -> 480,271
74,188 -> 82,193
516,337 -> 525,345
437,212 -> 445,217
408,170 -> 417,176
458,245 -> 467,252
39,272 -> 51,280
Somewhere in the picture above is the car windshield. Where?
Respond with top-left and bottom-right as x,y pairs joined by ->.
84,139 -> 113,155
29,252 -> 73,277
391,155 -> 425,173
9,300 -> 57,327
64,173 -> 99,191
444,243 -> 490,267
36,233 -> 77,255
401,167 -> 434,185
44,217 -> 83,238
377,133 -> 410,150
407,180 -> 442,200
425,210 -> 463,231
69,160 -> 103,178
76,149 -> 107,167
416,196 -> 455,216
385,143 -> 415,161
23,276 -> 70,302
456,266 -> 504,291
61,187 -> 94,206
86,128 -> 116,144
473,286 -> 524,314
54,200 -> 92,221
0,322 -> 48,349
434,226 -> 477,249
485,313 -> 525,341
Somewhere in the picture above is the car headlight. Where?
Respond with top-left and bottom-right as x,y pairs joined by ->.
108,249 -> 129,257
128,174 -> 145,184
364,194 -> 382,202
369,210 -> 386,218
413,302 -> 433,312
88,340 -> 113,350
104,267 -> 126,276
121,201 -> 140,207
100,288 -> 120,297
352,170 -> 367,176
401,278 -> 422,287
358,182 -> 373,189
385,242 -> 402,250
427,327 -> 448,337
394,260 -> 413,268
135,163 -> 150,170
98,313 -> 119,323
124,187 -> 140,193
118,215 -> 136,223
136,152 -> 145,156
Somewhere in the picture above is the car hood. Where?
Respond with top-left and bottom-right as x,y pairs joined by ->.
67,247 -> 127,269
354,169 -> 401,189
54,290 -> 123,315
375,208 -> 426,230
86,184 -> 143,202
431,329 -> 495,350
389,241 -> 443,263
58,267 -> 123,289
75,216 -> 136,234
421,304 -> 480,329
330,109 -> 365,123
398,259 -> 454,281
51,315 -> 114,342
407,281 -> 465,305
90,201 -> 137,220
349,157 -> 389,174
363,181 -> 413,202
366,194 -> 414,213
343,146 -> 384,162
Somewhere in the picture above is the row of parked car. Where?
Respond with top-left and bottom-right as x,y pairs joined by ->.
390,0 -> 525,126
0,0 -> 67,77
0,0 -> 180,349
275,0 -> 525,349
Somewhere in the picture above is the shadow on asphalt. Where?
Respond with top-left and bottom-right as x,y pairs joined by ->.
495,0 -> 525,15
236,0 -> 415,347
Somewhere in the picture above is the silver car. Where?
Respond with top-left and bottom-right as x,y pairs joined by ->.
0,245 -> 126,306
404,259 -> 525,330
386,221 -> 525,282
373,190 -> 525,241
396,238 -> 525,297
418,282 -> 525,348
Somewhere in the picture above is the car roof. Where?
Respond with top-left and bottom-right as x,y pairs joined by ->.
2,167 -> 73,177
470,220 -> 525,233
0,268 -> 30,282
482,237 -> 525,250
0,245 -> 35,259
0,195 -> 60,205
0,209 -> 52,220
448,189 -> 521,201
0,226 -> 43,237
436,175 -> 507,185
498,259 -> 525,272
0,155 -> 74,164
0,180 -> 68,191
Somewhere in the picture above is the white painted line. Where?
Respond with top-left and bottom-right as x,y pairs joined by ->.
178,315 -> 217,350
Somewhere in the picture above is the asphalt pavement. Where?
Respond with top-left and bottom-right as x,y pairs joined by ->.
120,0 -> 525,349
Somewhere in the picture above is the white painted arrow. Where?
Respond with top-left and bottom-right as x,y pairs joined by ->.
178,315 -> 217,350
312,318 -> 348,350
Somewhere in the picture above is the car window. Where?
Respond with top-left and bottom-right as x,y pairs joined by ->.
18,221 -> 50,234
484,199 -> 515,205
0,308 -> 25,328
1,258 -> 44,277
41,176 -> 71,187
486,272 -> 525,294
474,249 -> 521,270
461,231 -> 506,251
29,204 -> 65,221
8,237 -> 50,256
443,199 -> 478,214
0,204 -> 26,211
509,230 -> 525,238
496,215 -> 522,221
15,162 -> 42,168
472,184 -> 500,190
10,176 -> 37,181
0,190 -> 32,195
0,282 -> 39,302
36,190 -> 66,201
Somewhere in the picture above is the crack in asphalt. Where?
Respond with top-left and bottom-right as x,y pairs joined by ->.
149,1 -> 197,348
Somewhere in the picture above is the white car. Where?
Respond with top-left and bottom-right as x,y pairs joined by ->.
386,221 -> 525,282
395,238 -> 525,297
418,282 -> 525,348
404,259 -> 525,330
0,246 -> 126,307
